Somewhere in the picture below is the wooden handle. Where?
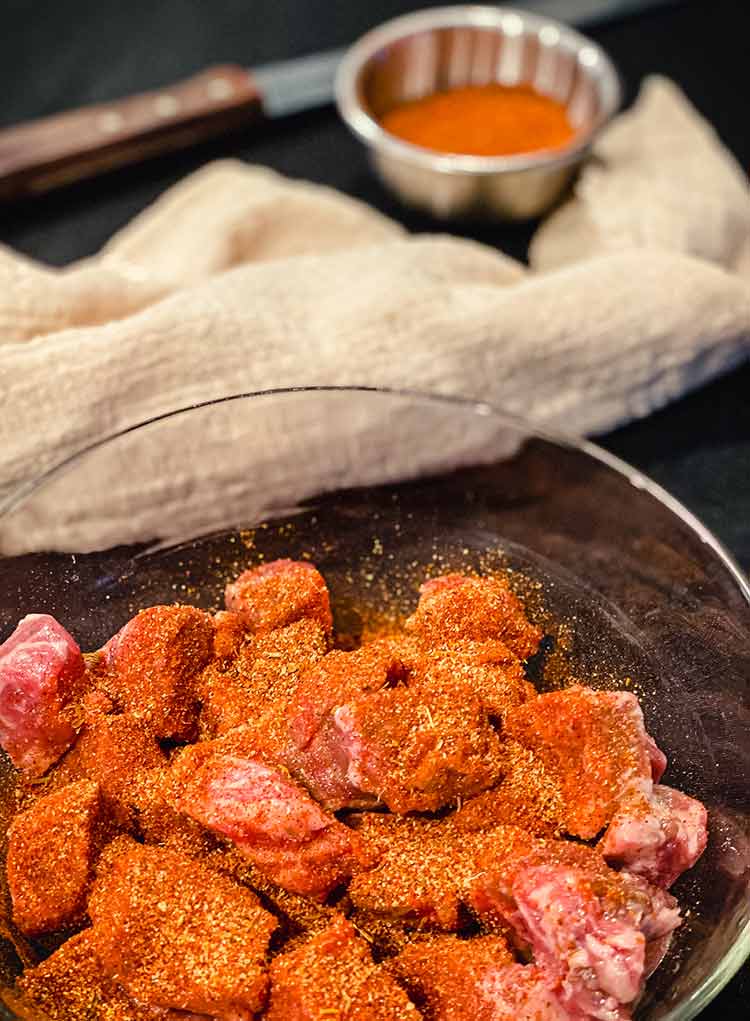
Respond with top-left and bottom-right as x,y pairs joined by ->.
0,65 -> 263,200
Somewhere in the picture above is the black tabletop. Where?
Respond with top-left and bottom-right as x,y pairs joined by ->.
1,0 -> 749,1014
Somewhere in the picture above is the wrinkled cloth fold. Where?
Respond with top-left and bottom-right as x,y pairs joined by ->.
1,76 -> 749,552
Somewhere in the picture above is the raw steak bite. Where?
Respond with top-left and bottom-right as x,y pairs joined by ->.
455,739 -> 566,837
88,841 -> 276,1019
170,737 -> 371,899
348,814 -> 533,932
601,783 -> 708,888
0,613 -> 85,774
469,843 -> 681,1021
388,935 -> 514,1021
288,641 -> 503,814
205,845 -> 339,946
7,779 -> 115,936
51,712 -> 166,820
102,604 -> 214,741
479,963 -> 573,1021
286,642 -> 412,810
12,928 -> 205,1021
413,638 -> 535,720
332,684 -> 503,813
199,617 -> 328,738
224,559 -> 333,635
266,915 -> 420,1021
129,766 -> 217,858
504,686 -> 665,839
406,575 -> 542,661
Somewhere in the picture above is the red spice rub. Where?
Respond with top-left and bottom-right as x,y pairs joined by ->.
88,841 -> 277,1018
406,574 -> 542,661
204,844 -> 339,945
50,712 -> 166,823
102,604 -> 214,741
388,935 -> 514,1021
212,610 -> 251,661
199,617 -> 328,739
129,765 -> 217,858
7,780 -> 115,936
224,559 -> 333,635
348,814 -> 533,931
380,83 -> 575,159
413,638 -> 534,721
504,686 -> 658,839
454,739 -> 566,837
13,928 -> 161,1021
266,915 -> 420,1021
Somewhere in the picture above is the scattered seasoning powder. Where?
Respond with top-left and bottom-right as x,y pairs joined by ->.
380,83 -> 575,157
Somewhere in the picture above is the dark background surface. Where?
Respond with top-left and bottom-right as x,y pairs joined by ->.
1,0 -> 748,1013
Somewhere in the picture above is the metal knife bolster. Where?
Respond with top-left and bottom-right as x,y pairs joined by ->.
253,50 -> 345,118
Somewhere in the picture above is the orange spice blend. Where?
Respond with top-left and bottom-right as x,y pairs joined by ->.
380,83 -> 575,157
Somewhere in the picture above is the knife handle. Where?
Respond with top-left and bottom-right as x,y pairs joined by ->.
0,64 -> 263,201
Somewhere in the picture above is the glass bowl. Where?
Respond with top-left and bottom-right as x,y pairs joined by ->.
0,387 -> 748,1021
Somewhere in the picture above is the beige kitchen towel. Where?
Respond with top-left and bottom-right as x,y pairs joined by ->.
530,77 -> 750,274
1,76 -> 750,553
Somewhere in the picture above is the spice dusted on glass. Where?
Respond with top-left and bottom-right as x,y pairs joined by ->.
379,83 -> 576,158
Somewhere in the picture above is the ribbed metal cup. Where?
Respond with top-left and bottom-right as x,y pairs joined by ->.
335,5 -> 621,220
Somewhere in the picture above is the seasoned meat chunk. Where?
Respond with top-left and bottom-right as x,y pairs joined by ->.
7,780 -> 114,936
601,783 -> 708,888
286,643 -> 404,810
224,559 -> 333,635
102,604 -> 214,741
266,915 -> 420,1021
348,814 -> 533,932
0,614 -> 85,774
504,686 -> 665,839
51,712 -> 166,821
170,738 -> 371,899
413,638 -> 534,721
333,684 -> 503,813
406,575 -> 542,661
88,842 -> 276,1019
200,618 -> 327,738
205,845 -> 339,946
14,929 -> 162,1021
389,935 -> 514,1021
129,766 -> 217,857
288,641 -> 503,814
12,928 -> 211,1021
454,740 -> 566,837
198,671 -> 261,740
469,843 -> 681,1021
